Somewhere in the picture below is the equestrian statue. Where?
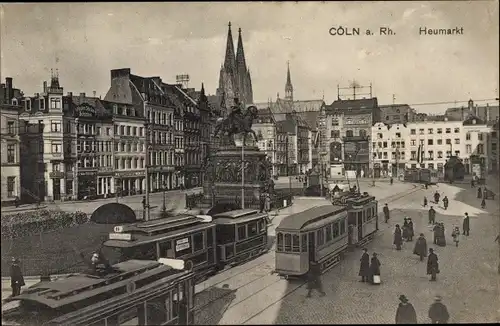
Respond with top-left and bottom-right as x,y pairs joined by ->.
213,97 -> 259,146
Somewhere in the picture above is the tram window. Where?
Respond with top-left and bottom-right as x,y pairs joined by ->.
317,229 -> 325,246
248,221 -> 258,237
258,219 -> 266,232
357,211 -> 362,222
237,225 -> 247,241
277,233 -> 284,251
292,234 -> 300,252
207,227 -> 214,247
126,244 -> 157,261
159,240 -> 173,258
333,222 -> 340,238
193,232 -> 204,252
301,234 -> 308,252
175,237 -> 193,257
340,219 -> 346,235
325,224 -> 333,242
117,306 -> 139,325
146,297 -> 168,325
217,225 -> 235,245
284,234 -> 292,251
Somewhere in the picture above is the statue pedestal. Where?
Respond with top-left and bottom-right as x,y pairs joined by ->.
204,145 -> 268,208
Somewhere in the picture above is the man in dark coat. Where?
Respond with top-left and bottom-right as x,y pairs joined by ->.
427,248 -> 439,281
423,196 -> 428,207
394,224 -> 403,250
428,296 -> 450,324
442,196 -> 449,210
477,187 -> 482,199
383,203 -> 390,223
437,223 -> 446,247
370,253 -> 381,284
408,218 -> 414,241
10,257 -> 25,297
402,218 -> 410,241
359,248 -> 370,282
428,206 -> 436,225
395,294 -> 417,324
306,261 -> 326,297
462,213 -> 470,236
413,233 -> 428,261
434,191 -> 440,204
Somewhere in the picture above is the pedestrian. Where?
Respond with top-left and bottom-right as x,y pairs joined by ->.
395,294 -> 418,324
394,224 -> 403,250
408,218 -> 414,241
306,261 -> 326,297
451,226 -> 460,247
434,191 -> 440,204
390,177 -> 394,185
425,182 -> 429,189
10,257 -> 25,297
462,213 -> 470,236
383,203 -> 390,223
428,206 -> 436,225
402,218 -> 410,241
413,233 -> 428,261
442,196 -> 449,210
470,178 -> 475,188
14,196 -> 19,208
428,295 -> 450,324
370,253 -> 381,284
427,248 -> 439,281
484,187 -> 489,200
359,248 -> 370,282
142,196 -> 146,209
423,196 -> 428,207
481,197 -> 486,209
259,192 -> 265,213
437,223 -> 446,247
477,187 -> 482,199
433,223 -> 439,244
264,193 -> 271,213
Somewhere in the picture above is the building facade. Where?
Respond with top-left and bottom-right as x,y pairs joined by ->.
1,104 -> 22,205
378,104 -> 416,125
446,99 -> 499,123
216,22 -> 253,112
371,122 -> 409,178
252,108 -> 278,175
487,121 -> 499,174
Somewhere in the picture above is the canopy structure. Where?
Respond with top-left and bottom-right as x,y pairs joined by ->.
329,183 -> 350,192
90,203 -> 137,224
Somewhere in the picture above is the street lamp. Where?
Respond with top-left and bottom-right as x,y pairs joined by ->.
161,181 -> 167,213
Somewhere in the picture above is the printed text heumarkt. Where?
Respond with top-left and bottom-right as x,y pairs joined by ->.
419,27 -> 464,35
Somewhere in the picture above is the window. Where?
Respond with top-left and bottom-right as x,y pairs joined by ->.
419,129 -> 424,135
410,140 -> 416,146
7,121 -> 15,134
419,139 -> 424,145
52,163 -> 60,172
465,144 -> 472,153
331,130 -> 340,138
237,225 -> 246,240
292,234 -> 300,252
478,133 -> 483,141
7,176 -> 15,197
477,144 -> 484,154
411,151 -> 417,160
51,121 -> 61,132
454,150 -> 460,157
445,139 -> 451,145
428,128 -> 433,134
317,229 -> 325,246
301,234 -> 307,252
445,128 -> 451,134
386,116 -> 390,121
428,151 -> 434,160
346,130 -> 353,137
332,222 -> 340,238
50,98 -> 61,109
146,298 -> 169,325
428,139 -> 433,145
325,225 -> 332,242
51,143 -> 61,153
454,139 -> 460,144
395,132 -> 401,138
383,141 -> 388,148
454,128 -> 460,133
410,129 -> 416,135
437,139 -> 443,145
193,232 -> 204,252
339,219 -> 346,235
277,233 -> 283,251
466,132 -> 471,140
437,151 -> 443,158
437,128 -> 442,134
284,234 -> 292,251
7,144 -> 15,163
247,221 -> 258,237
359,129 -> 367,137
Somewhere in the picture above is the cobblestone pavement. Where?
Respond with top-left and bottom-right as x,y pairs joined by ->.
243,180 -> 500,324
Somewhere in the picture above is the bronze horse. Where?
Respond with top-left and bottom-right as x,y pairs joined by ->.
213,105 -> 259,146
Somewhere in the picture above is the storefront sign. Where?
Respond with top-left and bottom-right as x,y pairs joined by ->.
115,171 -> 145,178
175,238 -> 190,252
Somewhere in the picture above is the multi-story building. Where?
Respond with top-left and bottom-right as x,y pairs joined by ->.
275,119 -> 295,176
378,104 -> 416,125
192,84 -> 213,185
252,107 -> 278,175
322,98 -> 380,178
371,122 -> 409,178
318,106 -> 343,177
1,77 -> 23,105
296,116 -> 310,174
446,99 -> 499,122
1,103 -> 22,205
487,120 -> 499,174
461,116 -> 493,174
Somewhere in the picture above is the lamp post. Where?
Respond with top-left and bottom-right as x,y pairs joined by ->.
161,181 -> 167,213
241,134 -> 245,210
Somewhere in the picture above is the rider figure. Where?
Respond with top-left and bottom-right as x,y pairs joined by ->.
231,97 -> 244,126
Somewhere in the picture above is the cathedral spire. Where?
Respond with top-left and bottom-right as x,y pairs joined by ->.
223,22 -> 236,72
285,61 -> 293,101
236,27 -> 247,69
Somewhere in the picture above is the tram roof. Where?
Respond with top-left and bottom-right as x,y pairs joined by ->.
277,204 -> 346,231
6,260 -> 187,309
212,208 -> 260,219
122,214 -> 208,235
212,209 -> 267,224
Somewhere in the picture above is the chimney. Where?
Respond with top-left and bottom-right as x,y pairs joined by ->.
93,91 -> 96,98
5,77 -> 13,103
67,92 -> 73,98
43,81 -> 47,93
80,92 -> 85,101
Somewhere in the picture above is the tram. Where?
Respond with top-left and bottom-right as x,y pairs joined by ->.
101,209 -> 269,281
2,259 -> 196,326
403,168 -> 438,184
275,192 -> 378,279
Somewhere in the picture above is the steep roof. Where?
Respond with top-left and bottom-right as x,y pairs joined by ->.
326,98 -> 378,115
275,118 -> 295,134
296,111 -> 320,130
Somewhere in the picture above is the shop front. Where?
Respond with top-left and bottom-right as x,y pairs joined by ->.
114,171 -> 145,197
77,171 -> 98,200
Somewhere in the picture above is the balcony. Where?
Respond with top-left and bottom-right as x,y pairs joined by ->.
49,171 -> 65,179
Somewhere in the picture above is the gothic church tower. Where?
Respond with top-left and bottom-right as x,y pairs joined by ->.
285,61 -> 293,101
216,22 -> 253,115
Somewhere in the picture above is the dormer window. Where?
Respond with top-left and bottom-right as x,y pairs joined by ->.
39,98 -> 45,110
113,104 -> 118,114
472,119 -> 476,125
25,99 -> 31,111
12,98 -> 18,106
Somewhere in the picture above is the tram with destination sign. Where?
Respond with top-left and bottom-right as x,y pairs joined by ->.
275,192 -> 378,279
101,209 -> 269,282
2,259 -> 196,326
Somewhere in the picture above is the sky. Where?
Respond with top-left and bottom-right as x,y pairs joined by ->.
0,1 -> 499,114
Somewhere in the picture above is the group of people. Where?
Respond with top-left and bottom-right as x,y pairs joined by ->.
395,294 -> 450,324
358,248 -> 382,284
430,191 -> 449,210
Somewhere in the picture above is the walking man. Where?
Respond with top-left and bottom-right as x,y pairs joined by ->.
427,248 -> 439,281
359,248 -> 370,282
423,196 -> 428,207
428,295 -> 450,324
370,253 -> 381,284
462,213 -> 470,236
413,233 -> 428,261
383,203 -> 390,223
428,206 -> 436,225
442,196 -> 449,210
10,257 -> 25,297
395,294 -> 417,324
394,224 -> 403,250
306,261 -> 326,297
